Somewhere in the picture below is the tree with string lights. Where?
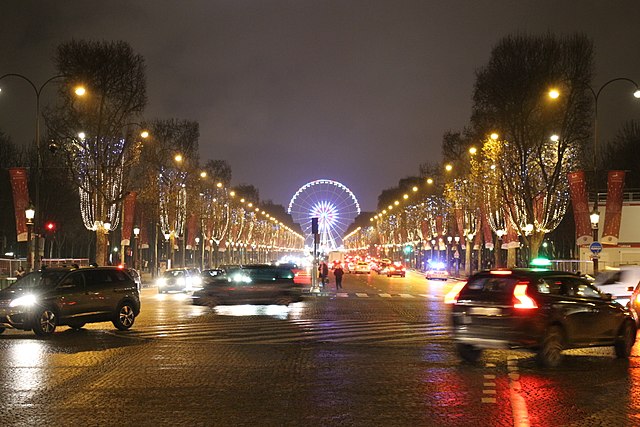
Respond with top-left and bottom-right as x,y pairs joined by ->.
46,40 -> 147,265
471,33 -> 593,262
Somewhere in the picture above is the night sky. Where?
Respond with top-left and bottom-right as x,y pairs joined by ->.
1,1 -> 639,212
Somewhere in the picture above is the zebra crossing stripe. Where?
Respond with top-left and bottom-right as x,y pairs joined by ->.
125,319 -> 450,344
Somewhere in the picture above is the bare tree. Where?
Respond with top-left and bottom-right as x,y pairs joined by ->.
471,33 -> 593,262
45,40 -> 147,265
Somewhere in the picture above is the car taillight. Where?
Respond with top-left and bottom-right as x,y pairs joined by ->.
513,282 -> 537,309
444,281 -> 467,304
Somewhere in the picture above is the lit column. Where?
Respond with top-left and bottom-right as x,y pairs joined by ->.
133,225 -> 140,270
454,236 -> 460,277
495,229 -> 505,268
195,237 -> 201,270
25,205 -> 35,272
446,236 -> 453,274
590,210 -> 600,275
163,232 -> 170,269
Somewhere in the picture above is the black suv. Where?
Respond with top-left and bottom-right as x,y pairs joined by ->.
451,269 -> 636,367
0,266 -> 140,336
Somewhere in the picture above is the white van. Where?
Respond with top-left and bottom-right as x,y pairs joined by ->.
593,266 -> 640,307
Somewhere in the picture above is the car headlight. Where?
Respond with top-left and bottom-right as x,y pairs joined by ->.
157,278 -> 167,287
10,294 -> 37,308
231,273 -> 251,283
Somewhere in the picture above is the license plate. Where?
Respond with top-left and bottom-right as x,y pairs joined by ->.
469,307 -> 501,316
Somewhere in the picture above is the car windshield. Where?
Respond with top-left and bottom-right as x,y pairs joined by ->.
9,270 -> 67,289
164,270 -> 185,278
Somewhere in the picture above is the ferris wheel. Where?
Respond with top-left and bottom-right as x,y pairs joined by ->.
288,179 -> 361,250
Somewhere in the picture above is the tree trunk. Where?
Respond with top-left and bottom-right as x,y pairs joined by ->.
528,231 -> 546,260
507,247 -> 517,268
95,230 -> 108,266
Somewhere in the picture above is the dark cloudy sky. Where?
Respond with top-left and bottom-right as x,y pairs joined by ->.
1,1 -> 639,211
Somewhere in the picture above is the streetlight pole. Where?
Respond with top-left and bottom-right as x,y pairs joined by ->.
25,205 -> 35,273
587,79 -> 640,225
590,211 -> 600,275
133,225 -> 140,270
0,74 -> 83,270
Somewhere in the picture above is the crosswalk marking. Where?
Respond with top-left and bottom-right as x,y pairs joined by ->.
302,292 -> 441,300
122,318 -> 451,345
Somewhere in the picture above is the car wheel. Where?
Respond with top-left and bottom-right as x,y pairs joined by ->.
67,321 -> 86,330
537,325 -> 564,368
615,320 -> 636,358
112,302 -> 136,331
33,308 -> 57,336
456,343 -> 482,363
275,296 -> 293,306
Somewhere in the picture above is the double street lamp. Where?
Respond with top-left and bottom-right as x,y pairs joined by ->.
0,74 -> 85,270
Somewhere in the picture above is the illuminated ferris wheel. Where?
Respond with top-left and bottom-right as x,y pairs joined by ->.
288,179 -> 361,250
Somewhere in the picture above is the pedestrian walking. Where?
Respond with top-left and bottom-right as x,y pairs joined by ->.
334,265 -> 344,290
319,262 -> 329,286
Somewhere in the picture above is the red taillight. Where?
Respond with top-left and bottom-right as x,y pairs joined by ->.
513,282 -> 537,309
444,281 -> 467,304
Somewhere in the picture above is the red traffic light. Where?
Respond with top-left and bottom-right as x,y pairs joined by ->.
45,222 -> 56,232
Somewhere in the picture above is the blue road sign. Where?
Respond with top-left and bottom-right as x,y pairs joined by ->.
589,242 -> 603,254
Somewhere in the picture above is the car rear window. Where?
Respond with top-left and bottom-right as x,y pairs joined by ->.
466,276 -> 517,293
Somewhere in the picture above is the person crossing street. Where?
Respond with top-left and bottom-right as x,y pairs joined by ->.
334,264 -> 344,290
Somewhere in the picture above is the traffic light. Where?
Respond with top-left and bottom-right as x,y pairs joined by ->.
45,222 -> 56,233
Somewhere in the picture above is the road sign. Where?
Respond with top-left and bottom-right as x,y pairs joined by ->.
589,241 -> 603,254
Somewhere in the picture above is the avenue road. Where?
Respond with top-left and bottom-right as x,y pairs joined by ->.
0,269 -> 638,426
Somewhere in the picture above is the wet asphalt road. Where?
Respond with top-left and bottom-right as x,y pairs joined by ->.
0,270 -> 639,426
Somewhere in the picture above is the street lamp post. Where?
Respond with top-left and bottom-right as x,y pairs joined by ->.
590,210 -> 600,275
0,74 -> 85,271
446,236 -> 453,274
195,237 -> 201,270
25,205 -> 35,272
454,236 -> 460,277
587,79 -> 640,239
495,229 -> 506,268
163,232 -> 171,269
550,79 -> 640,252
133,225 -> 140,270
